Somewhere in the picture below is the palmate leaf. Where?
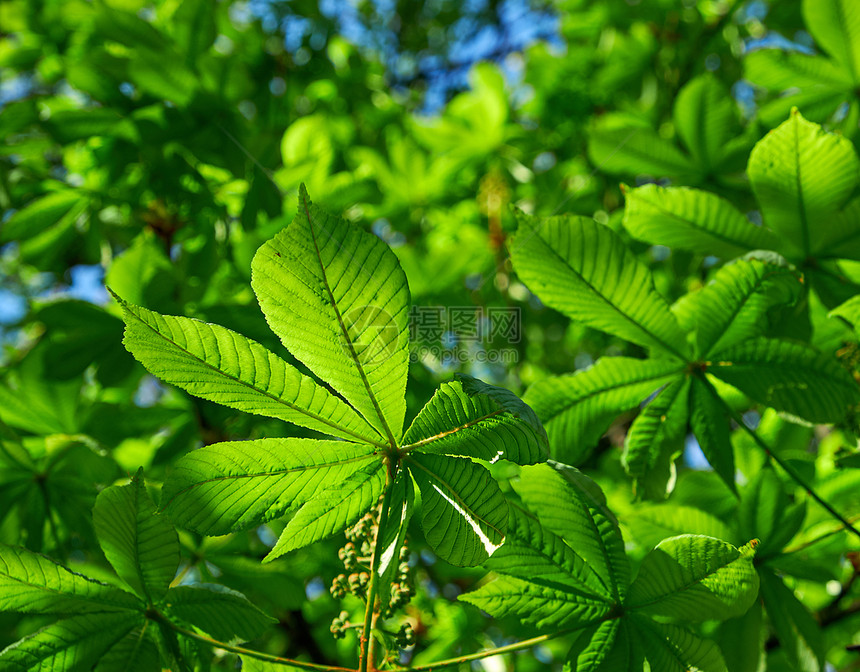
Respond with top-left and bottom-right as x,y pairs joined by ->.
406,452 -> 507,567
377,468 -> 414,606
622,378 -> 689,501
460,574 -> 611,631
0,190 -> 88,245
402,373 -> 547,465
708,338 -> 860,423
812,196 -> 860,260
516,463 -> 629,600
748,109 -> 860,260
567,619 -> 644,672
93,469 -> 179,602
251,184 -> 410,443
161,439 -> 380,536
631,617 -> 727,672
688,376 -> 736,493
759,569 -> 826,672
510,211 -> 689,359
622,184 -> 777,258
587,125 -> 697,179
486,504 -> 613,600
830,293 -> 860,329
672,258 -> 801,357
672,74 -> 736,171
164,584 -> 275,641
113,293 -> 382,445
0,611 -> 146,672
265,460 -> 386,561
744,49 -> 851,91
93,625 -> 160,672
525,357 -> 682,465
738,468 -> 807,557
627,504 -> 733,551
462,469 -> 758,672
626,535 -> 759,622
0,543 -> 140,614
803,0 -> 860,80
461,506 -> 614,629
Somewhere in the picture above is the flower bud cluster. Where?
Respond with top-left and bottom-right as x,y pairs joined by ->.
329,610 -> 351,640
383,546 -> 414,617
396,622 -> 416,648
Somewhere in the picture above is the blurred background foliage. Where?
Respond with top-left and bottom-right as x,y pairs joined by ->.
2,0 -> 860,669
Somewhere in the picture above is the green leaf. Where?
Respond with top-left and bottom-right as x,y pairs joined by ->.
94,625 -> 160,672
128,48 -> 197,106
402,374 -> 547,465
622,184 -> 777,258
240,658 -> 305,672
0,543 -> 140,614
486,504 -> 614,600
631,617 -> 727,672
622,379 -> 689,501
739,468 -> 806,557
459,574 -> 611,631
114,293 -> 382,445
510,211 -> 689,358
748,110 -> 860,259
744,49 -> 851,91
756,86 -> 853,130
524,357 -> 682,465
626,535 -> 759,621
673,258 -> 801,357
830,292 -> 860,330
672,74 -> 736,170
161,439 -> 380,536
709,338 -> 860,423
165,584 -> 275,641
626,504 -> 733,552
251,185 -> 410,444
813,196 -> 860,260
517,463 -> 629,599
588,126 -> 696,178
93,470 -> 178,603
265,459 -> 386,561
689,376 -> 736,493
0,191 -> 88,244
0,612 -> 144,672
105,234 -> 175,310
759,569 -> 825,672
567,619 -> 643,672
803,0 -> 860,81
406,452 -> 507,567
377,467 -> 414,607
716,602 -> 764,672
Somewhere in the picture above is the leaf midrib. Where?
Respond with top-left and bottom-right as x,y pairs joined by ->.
627,550 -> 741,611
536,366 -> 683,422
163,453 -> 379,509
523,223 -> 689,362
302,192 -> 399,448
400,409 -> 506,453
700,265 -> 792,356
125,304 -> 387,448
405,456 -> 505,540
631,189 -> 765,251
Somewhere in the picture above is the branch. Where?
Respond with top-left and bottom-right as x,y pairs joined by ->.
697,372 -> 860,542
153,613 -> 353,672
395,624 -> 592,671
359,465 -> 396,672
